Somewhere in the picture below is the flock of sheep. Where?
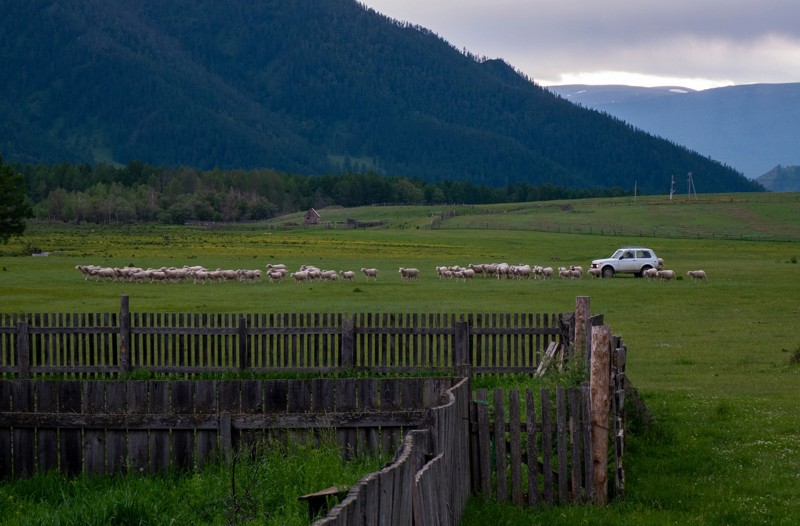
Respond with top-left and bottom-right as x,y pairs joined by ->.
74,264 -> 263,283
645,269 -> 709,282
75,262 -> 709,284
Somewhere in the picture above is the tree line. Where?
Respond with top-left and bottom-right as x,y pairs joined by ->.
15,161 -> 631,225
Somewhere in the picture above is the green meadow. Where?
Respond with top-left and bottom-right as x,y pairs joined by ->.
1,192 -> 799,525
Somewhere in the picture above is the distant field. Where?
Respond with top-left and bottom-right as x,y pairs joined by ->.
1,193 -> 799,525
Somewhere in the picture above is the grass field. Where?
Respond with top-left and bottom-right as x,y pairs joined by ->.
1,193 -> 799,525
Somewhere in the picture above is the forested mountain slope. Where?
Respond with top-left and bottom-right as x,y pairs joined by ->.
0,0 -> 761,194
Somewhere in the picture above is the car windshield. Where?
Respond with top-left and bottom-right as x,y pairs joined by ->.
611,249 -> 624,259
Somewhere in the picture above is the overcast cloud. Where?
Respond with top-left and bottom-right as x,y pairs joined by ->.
360,0 -> 800,90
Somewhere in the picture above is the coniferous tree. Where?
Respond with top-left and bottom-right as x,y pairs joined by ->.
0,156 -> 33,243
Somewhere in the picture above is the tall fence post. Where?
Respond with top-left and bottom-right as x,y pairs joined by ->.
16,320 -> 30,380
119,295 -> 131,375
575,296 -> 590,367
341,317 -> 355,369
590,325 -> 611,504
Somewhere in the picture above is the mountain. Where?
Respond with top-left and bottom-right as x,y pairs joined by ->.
547,83 -> 800,180
756,166 -> 800,192
0,1 -> 761,194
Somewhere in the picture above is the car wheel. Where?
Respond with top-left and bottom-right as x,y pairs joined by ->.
602,266 -> 615,279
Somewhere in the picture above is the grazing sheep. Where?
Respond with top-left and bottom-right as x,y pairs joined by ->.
687,270 -> 708,282
399,267 -> 420,282
339,270 -> 356,282
237,269 -> 262,283
541,266 -> 554,279
290,270 -> 310,284
657,269 -> 676,282
643,268 -> 659,280
361,267 -> 379,281
320,270 -> 339,281
588,267 -> 602,278
657,258 -> 665,269
512,264 -> 532,279
268,270 -> 285,283
468,263 -> 486,277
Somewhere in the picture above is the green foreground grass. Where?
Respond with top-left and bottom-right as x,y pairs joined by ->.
1,194 -> 799,525
0,436 -> 388,525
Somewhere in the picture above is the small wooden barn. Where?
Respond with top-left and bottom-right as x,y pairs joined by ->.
304,208 -> 321,225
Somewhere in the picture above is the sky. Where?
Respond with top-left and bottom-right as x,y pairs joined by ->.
360,0 -> 800,91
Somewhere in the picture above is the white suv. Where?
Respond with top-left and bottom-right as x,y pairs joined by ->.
590,247 -> 662,278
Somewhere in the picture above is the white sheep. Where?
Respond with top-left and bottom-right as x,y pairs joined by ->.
268,270 -> 285,283
361,267 -> 379,281
399,267 -> 420,282
657,269 -> 676,282
339,270 -> 356,282
320,270 -> 339,281
588,267 -> 602,278
643,268 -> 659,280
290,270 -> 309,284
687,270 -> 708,282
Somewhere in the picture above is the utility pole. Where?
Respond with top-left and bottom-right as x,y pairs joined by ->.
687,172 -> 697,198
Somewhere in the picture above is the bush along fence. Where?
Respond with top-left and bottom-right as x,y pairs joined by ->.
0,297 -> 628,523
0,295 -> 568,378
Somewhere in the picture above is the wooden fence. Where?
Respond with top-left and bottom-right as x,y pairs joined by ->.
0,296 -> 567,378
0,297 -> 627,523
0,377 -> 455,480
316,377 -> 471,526
470,353 -> 626,507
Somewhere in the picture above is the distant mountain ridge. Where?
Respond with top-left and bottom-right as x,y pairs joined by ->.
0,0 -> 761,194
756,165 -> 800,192
548,83 -> 800,180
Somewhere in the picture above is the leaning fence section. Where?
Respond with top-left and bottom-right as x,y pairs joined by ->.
0,296 -> 567,378
316,377 -> 471,526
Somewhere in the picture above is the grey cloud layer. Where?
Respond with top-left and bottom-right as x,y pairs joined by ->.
363,0 -> 800,85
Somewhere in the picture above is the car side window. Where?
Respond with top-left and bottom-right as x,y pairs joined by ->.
638,250 -> 651,258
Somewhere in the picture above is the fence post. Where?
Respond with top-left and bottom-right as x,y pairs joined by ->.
340,317 -> 355,369
119,295 -> 131,375
16,320 -> 30,379
590,325 -> 611,504
575,296 -> 590,367
238,316 -> 248,372
453,320 -> 470,375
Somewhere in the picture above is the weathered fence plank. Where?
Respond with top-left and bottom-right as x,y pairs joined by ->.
493,388 -> 507,502
540,388 -> 554,505
525,389 -> 539,506
508,389 -> 523,505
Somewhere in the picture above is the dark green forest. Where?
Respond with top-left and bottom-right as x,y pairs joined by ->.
0,0 -> 762,195
16,161 -> 630,224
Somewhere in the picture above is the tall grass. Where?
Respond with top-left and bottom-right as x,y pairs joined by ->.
0,434 -> 387,525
